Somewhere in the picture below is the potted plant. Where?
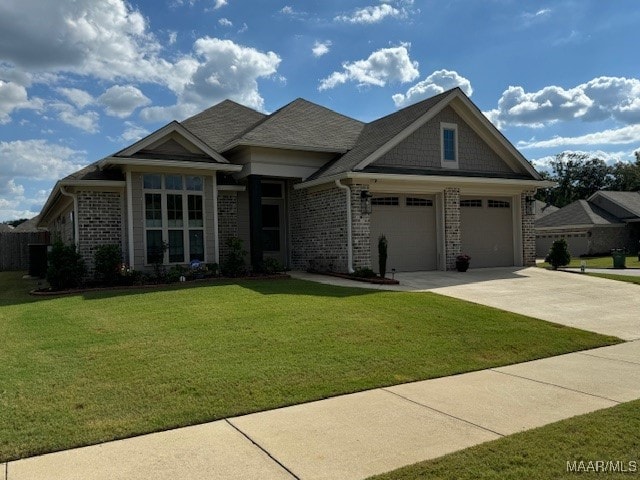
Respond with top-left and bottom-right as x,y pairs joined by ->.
455,254 -> 471,272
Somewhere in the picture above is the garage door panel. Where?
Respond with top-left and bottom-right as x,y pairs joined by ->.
370,196 -> 437,272
460,197 -> 514,268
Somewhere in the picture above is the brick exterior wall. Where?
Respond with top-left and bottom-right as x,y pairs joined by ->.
521,190 -> 536,266
289,184 -> 349,272
374,106 -> 513,174
444,187 -> 461,270
217,192 -> 238,263
50,205 -> 74,245
349,184 -> 372,270
77,190 -> 123,275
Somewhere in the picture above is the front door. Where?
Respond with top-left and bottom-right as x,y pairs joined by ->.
261,181 -> 286,266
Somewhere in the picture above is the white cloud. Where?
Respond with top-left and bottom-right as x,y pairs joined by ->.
518,124 -> 640,149
0,80 -> 42,123
392,69 -> 473,107
218,18 -> 233,27
112,122 -> 150,143
0,179 -> 25,197
213,0 -> 227,9
312,41 -> 332,58
168,31 -> 178,45
335,3 -> 406,24
56,87 -> 94,109
140,37 -> 280,121
488,76 -> 640,128
0,139 -> 86,181
51,103 -> 100,133
319,45 -> 419,91
98,85 -> 151,117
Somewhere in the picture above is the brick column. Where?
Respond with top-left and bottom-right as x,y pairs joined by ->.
521,190 -> 536,266
350,184 -> 371,270
217,192 -> 238,264
444,187 -> 461,270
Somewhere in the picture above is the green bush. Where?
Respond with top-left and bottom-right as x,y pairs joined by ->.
94,244 -> 123,285
352,267 -> 376,278
548,239 -> 571,270
47,241 -> 86,291
378,234 -> 388,278
166,265 -> 185,283
260,257 -> 284,274
221,237 -> 247,277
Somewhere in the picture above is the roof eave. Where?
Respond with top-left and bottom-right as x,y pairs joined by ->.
100,157 -> 243,172
221,140 -> 349,154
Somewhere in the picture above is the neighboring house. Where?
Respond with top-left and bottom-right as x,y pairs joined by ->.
11,215 -> 43,233
38,88 -> 549,274
0,224 -> 14,233
535,191 -> 640,257
534,200 -> 558,221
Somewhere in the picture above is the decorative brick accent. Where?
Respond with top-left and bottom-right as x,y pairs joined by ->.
289,184 -> 349,272
217,192 -> 238,263
521,190 -> 536,266
444,187 -> 461,270
350,184 -> 371,270
77,190 -> 123,275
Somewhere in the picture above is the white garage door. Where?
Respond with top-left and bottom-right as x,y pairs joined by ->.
536,233 -> 589,258
370,195 -> 437,272
460,197 -> 514,268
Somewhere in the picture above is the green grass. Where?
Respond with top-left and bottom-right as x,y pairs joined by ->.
0,271 -> 620,462
538,254 -> 640,269
369,399 -> 640,480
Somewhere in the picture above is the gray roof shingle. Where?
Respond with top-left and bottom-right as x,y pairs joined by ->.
591,190 -> 640,218
536,199 -> 622,228
182,100 -> 266,151
62,161 -> 125,182
222,98 -> 364,152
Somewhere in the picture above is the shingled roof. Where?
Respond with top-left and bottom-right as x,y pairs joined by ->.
536,199 -> 622,228
182,100 -> 266,151
590,190 -> 640,219
220,98 -> 364,153
62,160 -> 125,182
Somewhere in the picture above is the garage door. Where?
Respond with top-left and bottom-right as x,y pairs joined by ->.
460,197 -> 514,267
370,195 -> 437,272
536,232 -> 589,258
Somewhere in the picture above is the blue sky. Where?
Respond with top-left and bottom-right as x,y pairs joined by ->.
1,0 -> 639,221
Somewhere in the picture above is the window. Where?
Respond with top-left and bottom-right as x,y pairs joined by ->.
488,199 -> 510,208
440,123 -> 458,168
371,197 -> 399,206
460,199 -> 482,207
406,197 -> 433,207
143,174 -> 205,264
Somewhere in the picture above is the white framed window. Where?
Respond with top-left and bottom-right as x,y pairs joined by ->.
440,122 -> 459,169
488,199 -> 510,208
143,173 -> 205,265
460,199 -> 482,207
371,196 -> 399,206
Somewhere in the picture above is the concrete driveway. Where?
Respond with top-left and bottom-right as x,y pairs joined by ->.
293,267 -> 640,341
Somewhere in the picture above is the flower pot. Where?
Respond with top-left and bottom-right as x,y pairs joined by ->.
455,261 -> 469,272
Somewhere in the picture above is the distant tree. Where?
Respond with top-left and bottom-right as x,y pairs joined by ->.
6,218 -> 28,228
609,156 -> 640,192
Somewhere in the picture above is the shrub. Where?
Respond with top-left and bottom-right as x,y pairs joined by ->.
47,241 -> 86,291
206,263 -> 219,276
378,234 -> 388,278
352,267 -> 376,278
548,239 -> 571,270
221,237 -> 247,277
94,244 -> 123,285
260,257 -> 284,274
166,265 -> 185,283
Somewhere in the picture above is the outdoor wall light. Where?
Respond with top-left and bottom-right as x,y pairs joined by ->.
360,190 -> 372,214
525,196 -> 536,216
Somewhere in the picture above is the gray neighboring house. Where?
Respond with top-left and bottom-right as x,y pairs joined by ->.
38,88 -> 550,274
535,191 -> 640,257
0,224 -> 14,232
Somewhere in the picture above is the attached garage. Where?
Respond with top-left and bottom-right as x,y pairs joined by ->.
460,197 -> 514,267
536,232 -> 589,258
370,194 -> 438,272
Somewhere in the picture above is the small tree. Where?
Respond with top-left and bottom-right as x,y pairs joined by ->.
94,244 -> 123,285
548,239 -> 571,270
221,237 -> 247,277
47,241 -> 86,290
378,234 -> 388,278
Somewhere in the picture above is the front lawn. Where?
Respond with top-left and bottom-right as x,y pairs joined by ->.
370,399 -> 640,480
538,254 -> 640,269
0,271 -> 620,462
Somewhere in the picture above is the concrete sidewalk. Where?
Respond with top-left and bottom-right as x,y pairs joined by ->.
5,341 -> 640,480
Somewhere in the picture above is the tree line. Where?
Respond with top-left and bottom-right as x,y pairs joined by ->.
537,151 -> 640,208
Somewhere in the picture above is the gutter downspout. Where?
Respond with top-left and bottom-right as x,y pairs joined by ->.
59,186 -> 80,248
335,179 -> 355,274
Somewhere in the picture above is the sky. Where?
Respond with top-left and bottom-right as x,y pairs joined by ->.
1,0 -> 639,221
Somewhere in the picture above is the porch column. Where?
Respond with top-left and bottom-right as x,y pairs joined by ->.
444,187 -> 461,270
247,174 -> 263,270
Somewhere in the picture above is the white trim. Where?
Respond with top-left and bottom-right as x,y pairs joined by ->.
295,171 -> 556,190
126,171 -> 135,267
101,157 -> 242,172
334,180 -> 355,274
440,122 -> 459,169
217,185 -> 246,192
212,173 -> 219,264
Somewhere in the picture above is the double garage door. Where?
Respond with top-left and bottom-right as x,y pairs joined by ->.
370,194 -> 514,271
